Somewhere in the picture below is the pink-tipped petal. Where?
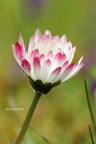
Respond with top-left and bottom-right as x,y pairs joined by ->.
62,61 -> 69,68
51,52 -> 66,70
30,49 -> 39,59
46,50 -> 53,59
40,54 -> 45,60
57,61 -> 69,79
55,61 -> 69,81
61,69 -> 78,82
65,63 -> 75,72
59,63 -> 74,80
64,57 -> 83,81
47,67 -> 61,83
51,67 -> 61,76
13,42 -> 24,60
40,54 -> 45,64
55,52 -> 66,61
12,44 -> 22,66
34,49 -> 39,56
61,63 -> 79,82
22,59 -> 31,72
15,42 -> 23,54
45,59 -> 51,66
33,57 -> 41,79
67,57 -> 83,78
18,32 -> 26,55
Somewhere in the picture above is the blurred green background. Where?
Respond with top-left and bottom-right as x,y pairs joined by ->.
0,0 -> 96,144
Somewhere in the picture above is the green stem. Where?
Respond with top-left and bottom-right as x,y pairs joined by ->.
84,80 -> 96,132
15,92 -> 42,144
89,125 -> 95,144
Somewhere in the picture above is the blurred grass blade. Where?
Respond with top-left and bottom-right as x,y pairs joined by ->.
84,80 -> 96,132
89,125 -> 95,144
68,139 -> 73,144
30,126 -> 52,144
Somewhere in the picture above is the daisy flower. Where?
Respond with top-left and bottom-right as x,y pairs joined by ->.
12,28 -> 83,94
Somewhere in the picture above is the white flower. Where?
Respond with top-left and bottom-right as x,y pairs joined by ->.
12,29 -> 83,94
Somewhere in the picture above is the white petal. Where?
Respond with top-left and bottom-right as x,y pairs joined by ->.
28,36 -> 34,54
67,47 -> 76,63
61,34 -> 67,43
44,30 -> 51,37
34,28 -> 41,43
40,59 -> 51,82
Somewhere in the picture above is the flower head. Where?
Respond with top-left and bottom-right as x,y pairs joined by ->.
12,29 -> 83,94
